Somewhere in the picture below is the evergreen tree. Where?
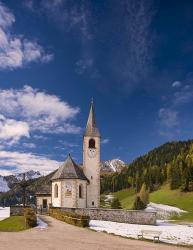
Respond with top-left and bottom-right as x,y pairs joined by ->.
111,197 -> 122,209
170,159 -> 181,189
133,196 -> 146,210
139,183 -> 149,206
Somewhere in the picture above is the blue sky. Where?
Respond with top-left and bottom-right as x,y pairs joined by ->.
0,0 -> 193,175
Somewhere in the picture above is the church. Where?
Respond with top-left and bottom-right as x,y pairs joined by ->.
36,101 -> 101,210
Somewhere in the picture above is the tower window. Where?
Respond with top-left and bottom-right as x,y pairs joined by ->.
91,176 -> 93,179
54,184 -> 58,198
92,201 -> 94,206
89,138 -> 95,148
79,184 -> 83,198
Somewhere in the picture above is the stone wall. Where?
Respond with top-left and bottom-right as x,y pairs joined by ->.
10,206 -> 30,216
51,207 -> 156,225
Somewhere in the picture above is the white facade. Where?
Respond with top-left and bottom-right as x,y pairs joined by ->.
36,195 -> 51,211
52,179 -> 87,208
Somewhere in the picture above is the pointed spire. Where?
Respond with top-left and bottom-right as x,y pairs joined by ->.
84,99 -> 100,137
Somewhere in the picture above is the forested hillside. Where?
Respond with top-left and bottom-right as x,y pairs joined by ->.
101,140 -> 193,193
1,140 -> 193,206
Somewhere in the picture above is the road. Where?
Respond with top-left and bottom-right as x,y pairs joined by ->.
0,216 -> 188,250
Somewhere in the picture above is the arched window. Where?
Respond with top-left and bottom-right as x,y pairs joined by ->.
54,184 -> 58,198
79,184 -> 83,198
89,138 -> 95,148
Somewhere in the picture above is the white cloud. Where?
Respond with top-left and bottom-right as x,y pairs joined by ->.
114,0 -> 155,87
0,3 -> 15,29
0,85 -> 80,134
0,1 -> 53,70
158,108 -> 179,137
33,134 -> 46,140
76,58 -> 93,74
22,142 -> 36,148
173,88 -> 193,106
39,0 -> 92,40
0,114 -> 29,144
0,150 -> 60,176
172,81 -> 181,88
158,108 -> 178,128
75,58 -> 99,78
101,138 -> 110,144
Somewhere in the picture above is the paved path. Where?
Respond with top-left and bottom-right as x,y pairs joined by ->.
0,216 -> 188,250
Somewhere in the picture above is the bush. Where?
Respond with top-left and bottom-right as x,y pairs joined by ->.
133,195 -> 146,210
111,198 -> 122,209
24,208 -> 37,228
49,208 -> 90,227
139,183 -> 149,205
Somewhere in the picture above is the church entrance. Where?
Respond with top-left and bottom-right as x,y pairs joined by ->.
43,199 -> 47,209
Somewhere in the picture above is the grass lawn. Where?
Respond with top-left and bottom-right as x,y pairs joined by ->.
109,184 -> 193,222
150,185 -> 193,222
0,216 -> 27,232
114,188 -> 136,209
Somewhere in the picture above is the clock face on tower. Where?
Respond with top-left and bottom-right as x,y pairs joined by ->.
88,148 -> 97,158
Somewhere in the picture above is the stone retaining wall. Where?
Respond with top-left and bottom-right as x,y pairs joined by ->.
51,207 -> 156,225
10,206 -> 30,216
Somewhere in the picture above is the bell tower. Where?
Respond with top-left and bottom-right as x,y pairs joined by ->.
83,100 -> 100,208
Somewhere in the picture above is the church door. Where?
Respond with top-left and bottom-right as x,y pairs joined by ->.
43,199 -> 47,209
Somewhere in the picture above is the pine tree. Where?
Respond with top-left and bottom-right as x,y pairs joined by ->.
133,196 -> 146,210
111,197 -> 122,209
139,183 -> 149,205
170,159 -> 181,189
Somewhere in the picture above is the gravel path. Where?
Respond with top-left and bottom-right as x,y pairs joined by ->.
0,216 -> 188,250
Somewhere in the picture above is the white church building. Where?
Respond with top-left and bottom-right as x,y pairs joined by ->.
36,101 -> 101,210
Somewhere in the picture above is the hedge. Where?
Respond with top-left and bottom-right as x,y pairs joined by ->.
24,208 -> 37,228
49,208 -> 90,227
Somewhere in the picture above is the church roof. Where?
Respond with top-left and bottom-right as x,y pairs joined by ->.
84,100 -> 100,137
51,154 -> 88,181
36,185 -> 51,195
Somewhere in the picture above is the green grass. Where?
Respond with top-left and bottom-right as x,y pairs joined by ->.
0,216 -> 27,232
114,188 -> 136,209
108,185 -> 193,222
150,185 -> 193,222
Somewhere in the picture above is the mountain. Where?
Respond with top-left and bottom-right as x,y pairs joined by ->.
0,160 -> 124,193
0,170 -> 42,193
100,159 -> 126,173
101,140 -> 193,193
0,171 -> 53,206
0,176 -> 10,192
15,170 -> 41,181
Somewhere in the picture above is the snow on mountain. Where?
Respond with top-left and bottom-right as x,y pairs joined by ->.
101,159 -> 126,173
0,176 -> 10,192
16,170 -> 41,181
0,170 -> 42,193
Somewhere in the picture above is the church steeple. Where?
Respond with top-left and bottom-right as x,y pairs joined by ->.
83,100 -> 101,208
84,99 -> 100,137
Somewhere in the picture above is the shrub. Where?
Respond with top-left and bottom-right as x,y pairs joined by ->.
139,183 -> 149,205
49,208 -> 90,227
111,198 -> 122,209
133,195 -> 146,210
24,208 -> 37,228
